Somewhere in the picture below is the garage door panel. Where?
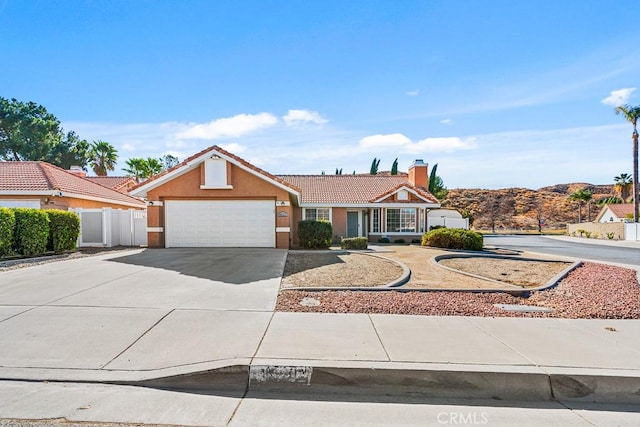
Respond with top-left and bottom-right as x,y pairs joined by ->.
165,200 -> 275,248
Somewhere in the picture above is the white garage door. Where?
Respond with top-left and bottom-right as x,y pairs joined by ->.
164,200 -> 275,248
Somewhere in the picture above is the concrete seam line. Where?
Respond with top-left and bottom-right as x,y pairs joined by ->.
367,314 -> 391,362
464,317 -> 540,367
99,309 -> 175,370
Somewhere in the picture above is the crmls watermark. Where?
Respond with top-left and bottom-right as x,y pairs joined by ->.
437,412 -> 489,425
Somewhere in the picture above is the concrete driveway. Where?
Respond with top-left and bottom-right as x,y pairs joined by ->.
0,248 -> 286,378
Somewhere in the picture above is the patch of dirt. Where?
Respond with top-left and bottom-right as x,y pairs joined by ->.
282,252 -> 403,288
439,257 -> 572,287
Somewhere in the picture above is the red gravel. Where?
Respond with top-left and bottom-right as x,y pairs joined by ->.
276,262 -> 640,319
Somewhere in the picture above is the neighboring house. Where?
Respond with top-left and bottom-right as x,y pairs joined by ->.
0,161 -> 146,210
595,203 -> 634,223
129,145 -> 441,249
85,176 -> 138,193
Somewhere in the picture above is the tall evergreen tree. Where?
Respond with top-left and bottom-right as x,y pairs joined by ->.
390,158 -> 398,175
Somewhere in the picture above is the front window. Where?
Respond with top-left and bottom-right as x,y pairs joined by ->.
371,208 -> 380,233
386,208 -> 416,232
304,208 -> 331,221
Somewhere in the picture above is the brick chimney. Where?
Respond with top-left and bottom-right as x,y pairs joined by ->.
408,159 -> 428,188
67,165 -> 86,178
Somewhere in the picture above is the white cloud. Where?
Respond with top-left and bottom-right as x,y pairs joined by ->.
406,89 -> 420,96
359,133 -> 476,154
219,142 -> 246,153
359,133 -> 412,149
283,109 -> 328,126
440,119 -> 452,125
176,113 -> 278,139
601,88 -> 636,107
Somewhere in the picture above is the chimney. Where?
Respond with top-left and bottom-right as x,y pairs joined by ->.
408,159 -> 428,188
68,165 -> 86,178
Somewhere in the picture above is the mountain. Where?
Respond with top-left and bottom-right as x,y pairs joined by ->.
440,184 -> 615,231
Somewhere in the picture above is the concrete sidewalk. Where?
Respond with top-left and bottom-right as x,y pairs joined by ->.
1,309 -> 639,404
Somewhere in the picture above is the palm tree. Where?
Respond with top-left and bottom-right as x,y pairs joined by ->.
568,189 -> 592,223
615,105 -> 640,222
613,173 -> 633,202
144,157 -> 163,177
88,140 -> 118,176
122,158 -> 147,183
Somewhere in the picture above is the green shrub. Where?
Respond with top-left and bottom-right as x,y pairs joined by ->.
421,228 -> 483,251
298,220 -> 333,249
46,210 -> 80,252
0,207 -> 15,256
378,237 -> 390,243
411,239 -> 421,244
429,225 -> 445,231
341,237 -> 368,250
394,238 -> 406,244
606,232 -> 615,240
12,208 -> 50,256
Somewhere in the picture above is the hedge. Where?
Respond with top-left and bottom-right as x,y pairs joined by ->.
13,208 -> 50,256
298,220 -> 333,249
421,228 -> 483,251
47,209 -> 80,252
0,207 -> 15,256
341,237 -> 368,250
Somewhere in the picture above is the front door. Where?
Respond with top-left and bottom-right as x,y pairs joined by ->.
347,211 -> 359,237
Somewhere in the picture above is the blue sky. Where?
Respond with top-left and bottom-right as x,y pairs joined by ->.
2,0 -> 639,189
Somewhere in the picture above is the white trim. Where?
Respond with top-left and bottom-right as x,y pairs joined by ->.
199,185 -> 234,190
0,190 -> 58,196
276,227 -> 291,232
129,147 -> 301,204
147,200 -> 164,206
372,185 -> 435,203
147,227 -> 164,233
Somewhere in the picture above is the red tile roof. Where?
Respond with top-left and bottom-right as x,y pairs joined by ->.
606,203 -> 635,219
0,162 -> 145,207
85,176 -> 137,192
277,175 -> 439,204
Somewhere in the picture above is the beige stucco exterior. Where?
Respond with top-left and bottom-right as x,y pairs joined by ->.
144,162 -> 294,249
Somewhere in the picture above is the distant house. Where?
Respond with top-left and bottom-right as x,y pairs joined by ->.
85,176 -> 137,193
0,161 -> 146,210
130,145 -> 441,248
595,203 -> 634,223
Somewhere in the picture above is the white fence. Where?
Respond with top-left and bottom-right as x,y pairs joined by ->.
428,217 -> 470,230
71,208 -> 147,247
625,223 -> 640,241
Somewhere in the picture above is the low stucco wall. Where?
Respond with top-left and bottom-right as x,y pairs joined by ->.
567,222 -> 625,240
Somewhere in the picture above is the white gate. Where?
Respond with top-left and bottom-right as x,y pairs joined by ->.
71,208 -> 147,247
625,223 -> 640,241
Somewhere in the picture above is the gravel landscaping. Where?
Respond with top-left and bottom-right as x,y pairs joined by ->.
276,262 -> 640,319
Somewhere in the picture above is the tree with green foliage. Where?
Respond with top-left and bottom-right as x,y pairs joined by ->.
123,158 -> 147,183
369,157 -> 381,175
0,97 -> 90,167
144,157 -> 164,176
161,154 -> 179,170
568,188 -> 592,223
613,173 -> 633,202
390,158 -> 398,175
427,163 -> 448,199
615,105 -> 640,222
88,140 -> 118,176
335,168 -> 342,175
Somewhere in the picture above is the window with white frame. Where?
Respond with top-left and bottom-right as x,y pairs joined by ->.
386,208 -> 416,232
371,208 -> 381,232
203,158 -> 229,187
397,190 -> 409,200
304,208 -> 331,221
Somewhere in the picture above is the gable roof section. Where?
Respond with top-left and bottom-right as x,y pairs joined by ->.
0,162 -> 145,208
129,145 -> 301,200
277,175 -> 440,206
370,182 -> 439,203
596,203 -> 634,221
85,176 -> 137,192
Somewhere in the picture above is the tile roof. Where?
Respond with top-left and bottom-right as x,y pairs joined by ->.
0,161 -> 145,207
85,176 -> 137,192
607,203 -> 635,218
277,175 -> 439,204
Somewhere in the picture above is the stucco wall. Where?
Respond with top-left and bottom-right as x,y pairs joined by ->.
567,222 -> 625,240
145,162 -> 293,249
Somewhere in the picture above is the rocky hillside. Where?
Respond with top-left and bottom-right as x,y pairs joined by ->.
440,184 -> 615,231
